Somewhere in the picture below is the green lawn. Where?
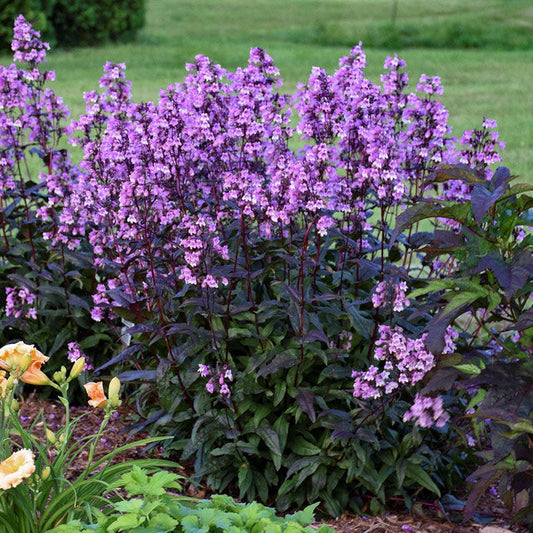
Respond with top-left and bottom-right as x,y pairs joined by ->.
1,0 -> 532,178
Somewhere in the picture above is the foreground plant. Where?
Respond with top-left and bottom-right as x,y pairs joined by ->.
0,341 -> 177,533
52,466 -> 335,533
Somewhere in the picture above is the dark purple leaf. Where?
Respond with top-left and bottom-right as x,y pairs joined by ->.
7,273 -> 37,290
256,354 -> 298,377
296,388 -> 316,423
492,166 -> 511,190
421,367 -> 461,395
117,370 -> 156,382
477,255 -> 531,300
330,428 -> 356,440
107,288 -> 136,306
432,229 -> 465,249
513,309 -> 533,331
125,323 -> 162,335
279,282 -> 301,304
67,294 -> 90,311
430,164 -> 485,184
407,231 -> 433,248
302,329 -> 329,344
471,184 -> 505,225
95,343 -> 145,372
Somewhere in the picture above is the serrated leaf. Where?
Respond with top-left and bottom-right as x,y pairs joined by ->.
108,512 -> 141,532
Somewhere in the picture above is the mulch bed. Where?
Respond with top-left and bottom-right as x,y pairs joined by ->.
17,393 -> 527,533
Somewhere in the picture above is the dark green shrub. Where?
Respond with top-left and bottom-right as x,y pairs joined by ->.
50,0 -> 145,47
0,0 -> 51,50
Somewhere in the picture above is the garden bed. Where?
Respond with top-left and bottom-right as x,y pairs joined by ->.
19,395 -> 527,533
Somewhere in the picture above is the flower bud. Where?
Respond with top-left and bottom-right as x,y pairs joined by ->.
41,466 -> 51,481
69,357 -> 85,380
5,375 -> 16,392
45,428 -> 57,445
108,377 -> 121,408
10,399 -> 19,412
10,352 -> 32,378
53,370 -> 65,384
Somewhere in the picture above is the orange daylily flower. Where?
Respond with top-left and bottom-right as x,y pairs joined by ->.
0,342 -> 50,385
0,449 -> 35,490
84,381 -> 107,408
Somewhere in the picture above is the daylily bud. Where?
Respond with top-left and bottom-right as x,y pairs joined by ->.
5,375 -> 16,392
108,377 -> 121,408
69,357 -> 85,380
10,352 -> 32,378
41,466 -> 51,481
53,370 -> 65,384
10,399 -> 19,412
45,428 -> 57,445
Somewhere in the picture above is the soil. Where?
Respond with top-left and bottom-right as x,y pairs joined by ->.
18,393 -> 527,533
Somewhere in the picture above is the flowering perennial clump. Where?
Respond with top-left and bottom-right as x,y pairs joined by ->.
0,15 -> 513,512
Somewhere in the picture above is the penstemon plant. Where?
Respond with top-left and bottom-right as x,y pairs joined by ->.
0,15 -> 120,393
0,341 -> 177,533
1,14 -> 518,519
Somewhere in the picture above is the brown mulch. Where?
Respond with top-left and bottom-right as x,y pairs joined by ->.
17,394 -> 527,533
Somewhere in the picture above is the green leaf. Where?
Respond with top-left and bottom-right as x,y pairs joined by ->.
238,463 -> 254,499
405,463 -> 441,497
455,363 -> 482,375
108,513 -> 141,532
114,498 -> 144,513
256,424 -> 282,470
290,436 -> 321,456
285,502 -> 319,525
148,512 -> 179,529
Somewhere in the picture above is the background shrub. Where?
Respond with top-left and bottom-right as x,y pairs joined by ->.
0,0 -> 51,50
0,0 -> 145,51
50,0 -> 145,48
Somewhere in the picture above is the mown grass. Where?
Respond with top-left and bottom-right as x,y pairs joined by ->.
1,0 -> 532,178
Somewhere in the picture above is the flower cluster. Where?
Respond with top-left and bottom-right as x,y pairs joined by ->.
5,287 -> 37,320
372,280 -> 410,312
198,364 -> 234,398
352,326 -> 458,400
11,15 -> 49,65
403,393 -> 449,428
0,18 -> 508,460
67,342 -> 93,371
